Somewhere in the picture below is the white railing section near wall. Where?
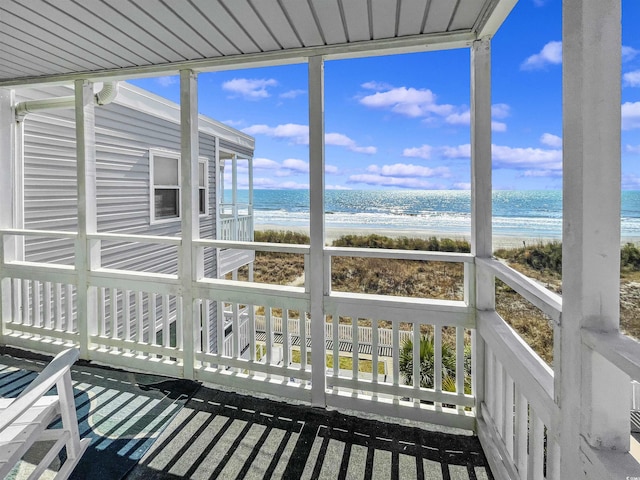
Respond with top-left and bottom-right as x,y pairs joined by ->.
219,203 -> 253,242
476,257 -> 562,480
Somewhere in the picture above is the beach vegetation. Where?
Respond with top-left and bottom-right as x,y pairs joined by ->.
399,334 -> 471,394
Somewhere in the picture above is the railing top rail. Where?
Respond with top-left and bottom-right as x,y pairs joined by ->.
195,239 -> 309,254
325,246 -> 474,263
477,257 -> 562,325
0,228 -> 77,239
87,232 -> 182,246
582,328 -> 640,383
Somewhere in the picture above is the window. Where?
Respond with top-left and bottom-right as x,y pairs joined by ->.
151,150 -> 180,222
199,159 -> 208,215
150,149 -> 209,223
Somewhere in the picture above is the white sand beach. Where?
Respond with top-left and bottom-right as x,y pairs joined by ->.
255,223 -> 640,250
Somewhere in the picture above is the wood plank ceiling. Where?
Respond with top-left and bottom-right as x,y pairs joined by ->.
0,0 -> 515,85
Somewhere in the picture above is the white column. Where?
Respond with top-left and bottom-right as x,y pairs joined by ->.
180,69 -> 200,378
561,0 -> 628,477
0,89 -> 16,339
308,55 -> 326,406
75,79 -> 99,358
470,38 -> 493,413
248,156 -> 254,241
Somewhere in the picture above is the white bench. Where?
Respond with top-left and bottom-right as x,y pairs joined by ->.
0,348 -> 90,479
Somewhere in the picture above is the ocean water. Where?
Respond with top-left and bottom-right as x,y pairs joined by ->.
234,190 -> 640,240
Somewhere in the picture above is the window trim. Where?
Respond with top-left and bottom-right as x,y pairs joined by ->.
149,148 -> 210,225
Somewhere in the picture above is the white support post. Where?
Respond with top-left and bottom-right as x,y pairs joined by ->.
248,156 -> 254,241
232,154 -> 238,239
470,38 -> 493,419
308,55 -> 326,406
75,80 -> 99,358
0,89 -> 16,339
180,69 -> 200,378
561,0 -> 629,477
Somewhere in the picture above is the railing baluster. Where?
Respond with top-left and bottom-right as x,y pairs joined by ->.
22,279 -> 30,326
249,303 -> 256,362
136,291 -> 143,344
332,315 -> 339,377
494,358 -> 504,435
11,279 -> 20,324
434,325 -> 443,408
54,283 -> 63,331
162,294 -> 170,349
283,309 -> 290,368
202,300 -> 211,354
301,312 -> 308,372
150,293 -> 157,346
547,435 -> 560,480
504,373 -> 514,457
372,319 -> 379,385
392,320 -> 399,394
232,303 -> 240,358
456,327 -> 464,398
412,322 -> 420,400
514,386 -> 528,478
33,280 -> 41,327
65,284 -> 73,333
124,290 -> 131,342
98,287 -> 106,337
176,297 -> 183,349
352,317 -> 359,380
266,307 -> 273,366
528,409 -> 544,480
43,281 -> 52,330
109,288 -> 117,341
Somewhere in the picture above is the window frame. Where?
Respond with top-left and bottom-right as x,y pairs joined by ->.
149,148 -> 210,224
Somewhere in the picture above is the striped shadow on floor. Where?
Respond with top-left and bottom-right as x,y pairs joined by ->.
127,388 -> 492,480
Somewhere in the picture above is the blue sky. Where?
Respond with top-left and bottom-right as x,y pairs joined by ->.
131,0 -> 640,191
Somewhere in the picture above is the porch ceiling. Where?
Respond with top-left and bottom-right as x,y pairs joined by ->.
0,0 -> 516,86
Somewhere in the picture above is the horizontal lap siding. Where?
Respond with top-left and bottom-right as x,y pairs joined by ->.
21,96 -> 217,279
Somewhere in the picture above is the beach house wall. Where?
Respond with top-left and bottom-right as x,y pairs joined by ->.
13,81 -> 255,351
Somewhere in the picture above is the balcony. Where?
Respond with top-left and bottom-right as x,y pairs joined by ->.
0,1 -> 639,478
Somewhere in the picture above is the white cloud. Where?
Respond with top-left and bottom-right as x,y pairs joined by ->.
242,123 -> 375,153
361,81 -> 394,91
156,76 -> 178,87
492,121 -> 507,132
367,163 -> 450,178
540,133 -> 562,148
624,70 -> 640,87
522,43 -> 636,71
444,104 -> 509,132
623,46 -> 640,63
222,78 -> 278,99
492,104 -> 511,119
439,143 -> 562,172
347,174 -> 444,189
253,157 -> 281,170
452,182 -> 471,190
627,145 -> 640,154
521,41 -> 562,70
359,86 -> 453,118
280,89 -> 306,99
253,178 -> 309,189
325,165 -> 339,174
402,145 -> 433,160
622,101 -> 640,130
522,169 -> 561,178
441,144 -> 471,159
325,133 -> 377,154
326,184 -> 352,190
282,158 -> 309,173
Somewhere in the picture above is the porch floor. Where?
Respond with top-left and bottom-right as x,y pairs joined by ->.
1,348 -> 492,480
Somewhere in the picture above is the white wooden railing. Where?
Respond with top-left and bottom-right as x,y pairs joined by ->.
5,228 -> 639,475
218,203 -> 252,242
475,258 -> 562,480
